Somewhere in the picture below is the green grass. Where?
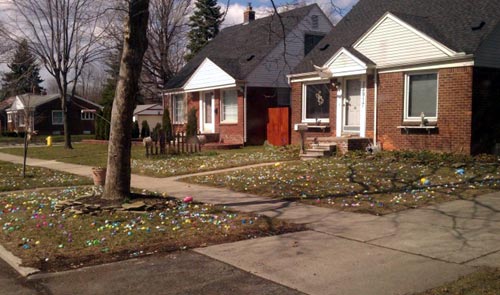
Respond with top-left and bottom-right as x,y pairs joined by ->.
183,151 -> 500,215
418,267 -> 500,295
0,160 -> 92,191
0,187 -> 300,271
0,144 -> 299,177
0,134 -> 94,146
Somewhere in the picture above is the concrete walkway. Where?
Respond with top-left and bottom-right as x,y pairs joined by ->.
1,152 -> 500,294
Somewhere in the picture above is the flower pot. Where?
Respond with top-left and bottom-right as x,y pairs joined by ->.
92,167 -> 106,186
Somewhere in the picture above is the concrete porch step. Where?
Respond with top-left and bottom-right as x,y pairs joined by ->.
300,143 -> 337,160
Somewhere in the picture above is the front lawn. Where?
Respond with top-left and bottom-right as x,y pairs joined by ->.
418,267 -> 500,295
0,134 -> 94,146
183,151 -> 500,215
0,160 -> 92,191
0,144 -> 299,177
0,187 -> 300,271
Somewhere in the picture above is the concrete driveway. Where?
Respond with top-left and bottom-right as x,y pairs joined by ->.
196,193 -> 500,295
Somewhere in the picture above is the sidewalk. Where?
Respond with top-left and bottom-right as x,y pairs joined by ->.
1,152 -> 500,295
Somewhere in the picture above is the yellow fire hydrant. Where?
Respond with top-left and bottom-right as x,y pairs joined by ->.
46,136 -> 52,147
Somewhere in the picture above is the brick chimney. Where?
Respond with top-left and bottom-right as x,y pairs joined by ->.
244,3 -> 255,24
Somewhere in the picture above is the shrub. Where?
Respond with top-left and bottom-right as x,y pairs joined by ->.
162,107 -> 173,141
151,122 -> 161,141
186,108 -> 198,138
141,120 -> 150,138
131,120 -> 140,138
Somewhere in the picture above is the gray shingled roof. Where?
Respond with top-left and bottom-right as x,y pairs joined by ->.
8,93 -> 102,110
166,4 -> 318,90
17,93 -> 60,108
294,0 -> 500,74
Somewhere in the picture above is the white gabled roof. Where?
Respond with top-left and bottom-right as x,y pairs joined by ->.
183,58 -> 237,92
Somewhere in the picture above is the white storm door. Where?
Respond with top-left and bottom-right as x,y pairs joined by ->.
343,79 -> 361,134
201,91 -> 215,133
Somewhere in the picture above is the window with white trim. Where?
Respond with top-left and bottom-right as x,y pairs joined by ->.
17,112 -> 25,127
404,72 -> 438,121
81,111 -> 95,120
52,110 -> 63,125
221,89 -> 238,123
7,113 -> 12,122
172,94 -> 185,124
302,83 -> 330,122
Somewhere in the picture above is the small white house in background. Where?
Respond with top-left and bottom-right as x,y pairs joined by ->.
133,104 -> 164,133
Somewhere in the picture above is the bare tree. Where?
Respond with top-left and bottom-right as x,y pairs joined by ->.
103,0 -> 150,201
76,64 -> 107,102
0,0 -> 113,148
140,0 -> 191,102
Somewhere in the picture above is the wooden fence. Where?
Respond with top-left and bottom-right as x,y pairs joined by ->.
144,132 -> 201,157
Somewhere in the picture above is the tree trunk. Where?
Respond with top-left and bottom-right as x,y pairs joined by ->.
102,0 -> 150,201
62,97 -> 73,149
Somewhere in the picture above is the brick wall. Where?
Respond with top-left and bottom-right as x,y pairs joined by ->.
290,81 -> 336,144
164,90 -> 245,144
365,75 -> 375,139
377,66 -> 473,154
219,89 -> 245,144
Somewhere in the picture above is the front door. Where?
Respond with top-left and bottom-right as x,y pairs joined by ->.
201,91 -> 214,133
343,79 -> 361,134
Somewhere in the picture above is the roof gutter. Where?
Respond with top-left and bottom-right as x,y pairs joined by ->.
377,54 -> 474,72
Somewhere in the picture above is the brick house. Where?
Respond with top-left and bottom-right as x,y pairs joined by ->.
6,93 -> 102,135
0,97 -> 15,133
288,0 -> 500,154
164,4 -> 332,145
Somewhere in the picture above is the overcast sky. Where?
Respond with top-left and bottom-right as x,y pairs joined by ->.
222,0 -> 359,26
0,0 -> 359,91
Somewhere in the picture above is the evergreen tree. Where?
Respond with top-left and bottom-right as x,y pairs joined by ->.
132,121 -> 140,138
185,0 -> 222,61
186,108 -> 198,138
1,39 -> 44,99
141,120 -> 151,138
96,49 -> 121,140
162,106 -> 173,141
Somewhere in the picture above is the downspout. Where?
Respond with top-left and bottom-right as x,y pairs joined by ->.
244,84 -> 247,144
373,68 -> 378,146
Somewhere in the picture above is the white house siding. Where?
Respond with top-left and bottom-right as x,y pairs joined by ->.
354,16 -> 451,67
246,6 -> 332,88
326,51 -> 367,76
184,58 -> 236,91
476,23 -> 500,69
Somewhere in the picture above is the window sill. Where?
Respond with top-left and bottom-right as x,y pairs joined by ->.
220,121 -> 238,125
397,125 -> 438,134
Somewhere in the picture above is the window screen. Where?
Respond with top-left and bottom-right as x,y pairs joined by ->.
305,83 -> 330,120
408,73 -> 437,117
221,89 -> 238,123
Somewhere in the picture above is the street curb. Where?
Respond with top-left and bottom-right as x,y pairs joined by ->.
0,243 -> 39,277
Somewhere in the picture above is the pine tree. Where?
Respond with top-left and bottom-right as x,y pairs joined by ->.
1,39 -> 44,99
96,49 -> 121,140
162,106 -> 173,141
186,108 -> 198,138
141,120 -> 151,138
185,0 -> 222,61
132,121 -> 140,138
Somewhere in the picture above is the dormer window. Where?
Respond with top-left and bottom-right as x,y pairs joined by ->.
304,34 -> 324,55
